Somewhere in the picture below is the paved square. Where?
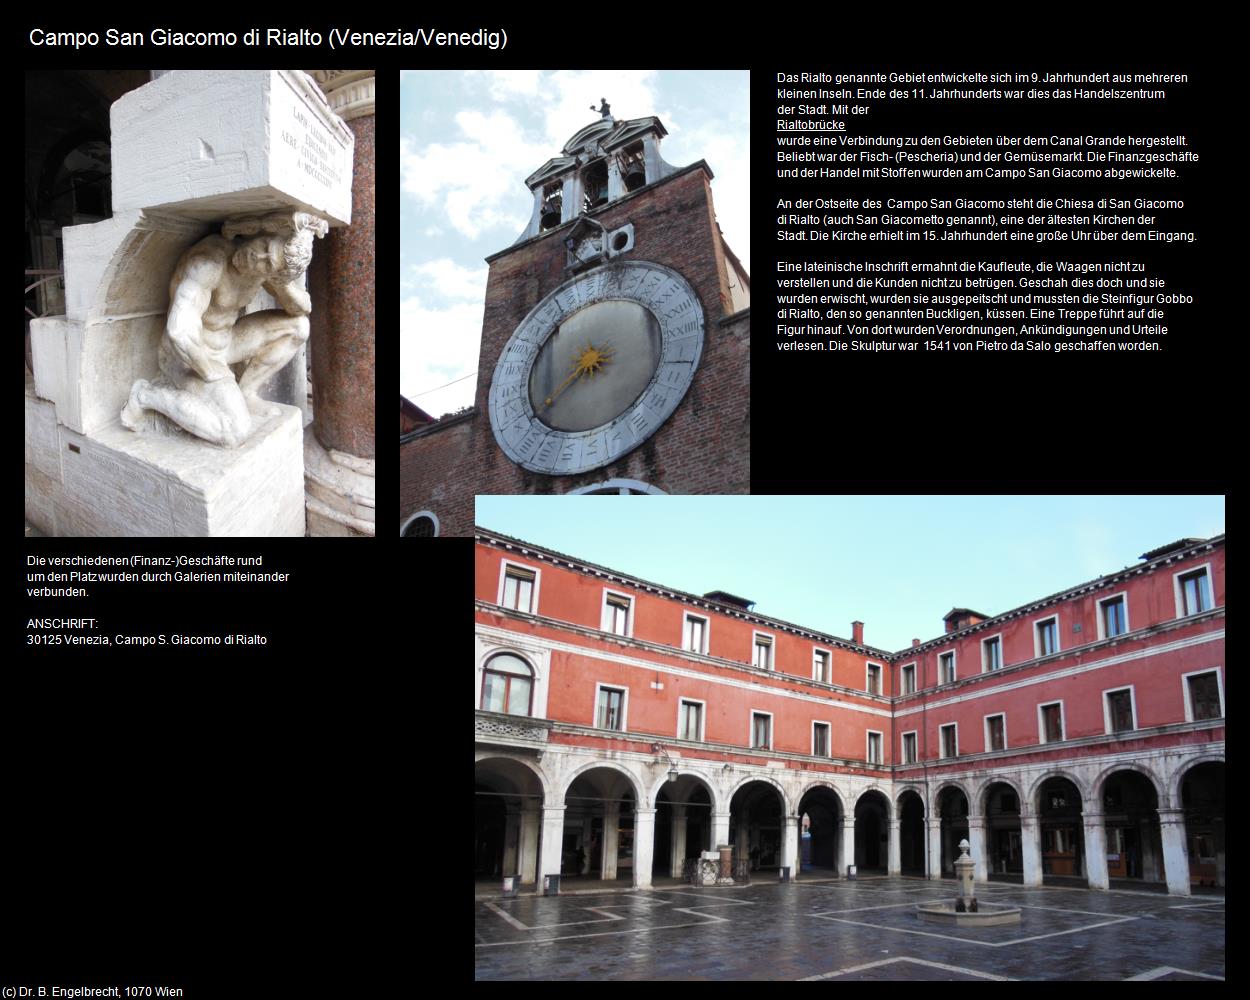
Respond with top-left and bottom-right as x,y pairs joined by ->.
474,877 -> 1225,980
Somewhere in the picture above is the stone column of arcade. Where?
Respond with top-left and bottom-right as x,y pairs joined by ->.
1020,809 -> 1044,887
1156,808 -> 1192,897
968,815 -> 988,882
305,71 -> 376,535
888,818 -> 902,875
633,808 -> 656,888
842,815 -> 857,876
781,814 -> 799,879
926,817 -> 942,879
1082,809 -> 1110,890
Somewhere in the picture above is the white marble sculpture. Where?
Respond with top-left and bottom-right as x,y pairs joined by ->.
121,210 -> 328,447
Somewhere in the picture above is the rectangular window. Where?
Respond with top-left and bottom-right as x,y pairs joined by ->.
751,712 -> 772,749
939,651 -> 956,685
1040,702 -> 1064,743
813,649 -> 830,684
1178,569 -> 1213,616
1186,671 -> 1223,721
867,731 -> 883,765
597,686 -> 625,731
985,714 -> 1006,751
866,663 -> 882,695
813,722 -> 830,757
1036,617 -> 1058,657
679,700 -> 703,742
683,613 -> 708,654
603,592 -> 632,636
501,566 -> 536,612
1100,595 -> 1128,638
753,633 -> 773,670
902,732 -> 917,764
1106,689 -> 1135,733
983,636 -> 1002,672
901,664 -> 916,695
940,723 -> 958,759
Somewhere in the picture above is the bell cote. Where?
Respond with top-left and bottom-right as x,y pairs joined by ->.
517,108 -> 678,242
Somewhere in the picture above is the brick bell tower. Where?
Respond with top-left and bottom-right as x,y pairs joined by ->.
400,101 -> 750,537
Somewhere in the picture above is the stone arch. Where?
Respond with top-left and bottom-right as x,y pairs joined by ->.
400,509 -> 439,536
477,644 -> 543,679
852,785 -> 895,822
974,774 -> 1025,816
896,785 -> 927,817
930,778 -> 972,816
1027,769 -> 1089,810
560,757 -> 645,807
1170,751 -> 1227,807
796,779 -> 846,814
473,751 -> 553,803
1092,760 -> 1166,808
646,766 -> 722,814
728,772 -> 791,814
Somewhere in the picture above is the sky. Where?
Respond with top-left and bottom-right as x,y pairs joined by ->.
399,70 -> 750,419
475,495 -> 1225,653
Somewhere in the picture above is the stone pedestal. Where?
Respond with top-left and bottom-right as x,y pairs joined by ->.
24,70 -> 353,537
306,71 -> 375,536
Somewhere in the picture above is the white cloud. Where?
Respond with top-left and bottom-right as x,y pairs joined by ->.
400,295 -> 483,418
412,258 -> 488,303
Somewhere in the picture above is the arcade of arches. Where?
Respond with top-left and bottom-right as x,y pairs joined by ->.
473,752 -> 1223,895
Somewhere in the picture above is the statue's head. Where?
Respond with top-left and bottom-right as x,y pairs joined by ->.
224,210 -> 327,284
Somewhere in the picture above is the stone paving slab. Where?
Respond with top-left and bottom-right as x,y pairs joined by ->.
474,876 -> 1225,981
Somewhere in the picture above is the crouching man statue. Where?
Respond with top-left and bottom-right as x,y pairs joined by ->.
121,210 -> 328,448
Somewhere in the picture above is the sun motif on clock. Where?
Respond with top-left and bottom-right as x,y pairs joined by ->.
488,261 -> 704,475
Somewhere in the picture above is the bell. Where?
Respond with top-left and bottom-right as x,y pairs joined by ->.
541,201 -> 562,229
624,166 -> 646,191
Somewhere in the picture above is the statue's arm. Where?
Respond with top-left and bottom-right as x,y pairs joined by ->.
167,259 -> 231,382
264,278 -> 313,317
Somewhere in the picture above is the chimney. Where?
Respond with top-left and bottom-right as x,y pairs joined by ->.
852,621 -> 864,646
912,638 -> 920,648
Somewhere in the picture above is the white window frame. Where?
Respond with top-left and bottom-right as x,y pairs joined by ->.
811,720 -> 831,757
682,611 -> 710,654
1101,685 -> 1138,735
812,646 -> 832,684
865,660 -> 884,696
939,722 -> 959,759
677,697 -> 706,742
1173,562 -> 1215,619
901,730 -> 918,764
601,588 -> 634,637
1037,700 -> 1066,744
1032,614 -> 1060,658
750,709 -> 774,750
1181,667 -> 1225,722
497,558 -> 542,614
981,633 -> 1004,673
1096,590 -> 1130,640
900,662 -> 917,695
866,730 -> 884,765
938,649 -> 957,685
983,712 -> 1007,753
593,682 -> 629,732
752,630 -> 776,671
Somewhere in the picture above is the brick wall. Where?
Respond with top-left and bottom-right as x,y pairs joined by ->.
401,165 -> 750,535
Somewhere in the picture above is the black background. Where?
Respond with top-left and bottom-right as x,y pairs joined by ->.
15,15 -> 1226,991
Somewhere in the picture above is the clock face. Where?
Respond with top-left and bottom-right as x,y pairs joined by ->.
489,261 -> 704,476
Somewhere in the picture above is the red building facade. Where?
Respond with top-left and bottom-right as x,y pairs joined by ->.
474,530 -> 1225,895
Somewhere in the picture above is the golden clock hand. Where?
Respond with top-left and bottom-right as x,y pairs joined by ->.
542,342 -> 614,409
543,366 -> 585,409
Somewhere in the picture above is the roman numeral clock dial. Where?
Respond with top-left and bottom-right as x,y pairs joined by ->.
489,261 -> 704,475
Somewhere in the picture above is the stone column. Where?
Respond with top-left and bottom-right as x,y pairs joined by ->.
968,816 -> 988,883
842,816 -> 857,874
1020,812 -> 1043,887
712,811 -> 731,853
888,819 -> 902,875
1157,808 -> 1192,897
581,817 -> 595,874
602,804 -> 620,880
1082,811 -> 1110,890
305,70 -> 375,535
670,806 -> 688,880
539,806 -> 565,887
606,156 -> 624,200
926,818 -> 942,880
781,814 -> 799,878
633,808 -> 656,888
519,807 -> 540,885
502,812 -> 520,876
